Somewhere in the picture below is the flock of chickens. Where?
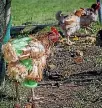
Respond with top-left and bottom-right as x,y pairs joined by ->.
2,2 -> 101,84
56,2 -> 100,45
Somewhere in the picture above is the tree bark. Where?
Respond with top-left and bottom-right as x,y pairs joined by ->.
97,0 -> 102,24
0,0 -> 11,89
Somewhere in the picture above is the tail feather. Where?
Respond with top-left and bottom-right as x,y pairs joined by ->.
55,11 -> 62,21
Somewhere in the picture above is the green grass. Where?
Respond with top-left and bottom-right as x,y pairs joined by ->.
11,0 -> 96,25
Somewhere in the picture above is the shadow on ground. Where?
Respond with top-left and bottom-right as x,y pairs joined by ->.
96,30 -> 102,47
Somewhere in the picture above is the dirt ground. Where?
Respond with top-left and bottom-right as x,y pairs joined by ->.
0,32 -> 102,108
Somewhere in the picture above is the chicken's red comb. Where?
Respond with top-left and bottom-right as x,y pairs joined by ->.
96,2 -> 100,10
97,2 -> 100,5
51,27 -> 59,36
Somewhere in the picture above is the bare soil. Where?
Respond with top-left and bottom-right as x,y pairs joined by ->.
0,33 -> 102,108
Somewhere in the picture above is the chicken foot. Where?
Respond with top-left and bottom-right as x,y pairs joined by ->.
66,35 -> 75,45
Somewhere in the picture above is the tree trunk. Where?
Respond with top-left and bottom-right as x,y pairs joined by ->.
97,0 -> 102,24
0,0 -> 11,89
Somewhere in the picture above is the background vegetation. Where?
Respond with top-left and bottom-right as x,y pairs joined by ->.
11,0 -> 96,26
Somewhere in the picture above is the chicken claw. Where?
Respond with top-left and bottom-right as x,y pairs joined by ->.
66,40 -> 75,45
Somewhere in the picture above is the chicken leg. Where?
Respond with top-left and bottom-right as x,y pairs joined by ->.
66,35 -> 75,45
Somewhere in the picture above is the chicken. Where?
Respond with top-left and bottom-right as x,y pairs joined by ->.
56,2 -> 100,45
56,10 -> 80,45
28,27 -> 60,81
80,2 -> 100,27
37,27 -> 60,57
2,27 -> 60,83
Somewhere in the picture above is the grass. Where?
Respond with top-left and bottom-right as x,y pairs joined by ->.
11,0 -> 96,25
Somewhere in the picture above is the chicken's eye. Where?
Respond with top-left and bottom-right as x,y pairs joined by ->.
90,12 -> 93,15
